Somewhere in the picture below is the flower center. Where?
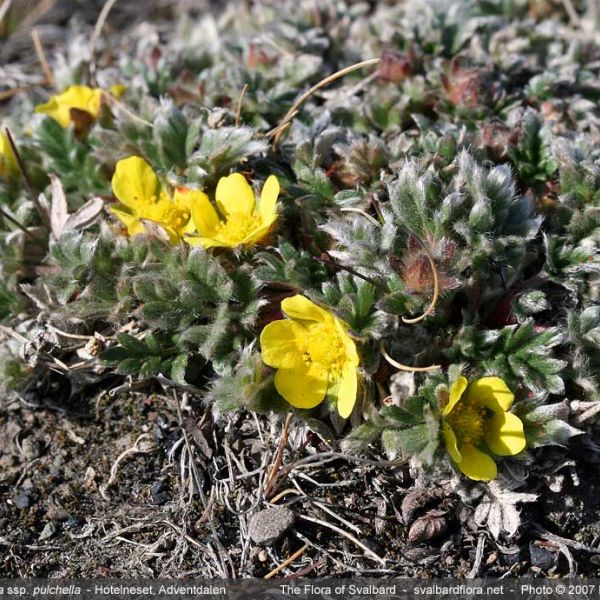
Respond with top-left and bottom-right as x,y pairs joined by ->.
302,322 -> 347,379
215,212 -> 262,245
137,195 -> 191,233
446,401 -> 487,445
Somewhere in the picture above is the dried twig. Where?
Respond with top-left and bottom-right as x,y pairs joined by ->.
4,128 -> 49,228
103,94 -> 153,127
99,433 -> 156,500
0,324 -> 29,344
268,58 -> 380,146
263,411 -> 293,499
89,0 -> 120,80
561,0 -> 581,27
574,401 -> 600,424
380,342 -> 441,372
264,544 -> 308,579
293,530 -> 357,573
297,513 -> 385,565
401,238 -> 440,324
0,0 -> 13,24
0,84 -> 46,101
235,83 -> 248,127
532,523 -> 600,554
31,28 -> 54,88
0,206 -> 37,240
340,207 -> 382,228
467,533 -> 486,578
311,255 -> 384,289
155,373 -> 204,395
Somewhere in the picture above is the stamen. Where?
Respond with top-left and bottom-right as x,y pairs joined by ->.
446,401 -> 487,445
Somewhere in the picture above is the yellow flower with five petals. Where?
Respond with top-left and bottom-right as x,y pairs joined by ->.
442,376 -> 526,481
186,172 -> 279,249
36,85 -> 103,129
260,295 -> 359,418
35,84 -> 125,129
111,156 -> 204,244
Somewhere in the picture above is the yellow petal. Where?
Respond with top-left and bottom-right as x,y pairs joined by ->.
173,187 -> 211,235
35,85 -> 102,128
332,317 -> 359,365
60,85 -> 102,117
442,375 -> 468,416
172,186 -> 195,208
110,206 -> 146,237
281,295 -> 332,323
110,205 -> 136,228
0,131 -> 17,176
216,172 -> 255,217
467,376 -> 514,413
274,364 -> 328,410
240,226 -> 271,246
36,96 -> 70,128
188,189 -> 220,236
128,221 -> 147,236
186,235 -> 228,248
485,411 -> 526,456
259,175 -> 280,224
457,444 -> 497,481
112,156 -> 158,209
334,363 -> 358,418
260,320 -> 305,369
443,422 -> 462,463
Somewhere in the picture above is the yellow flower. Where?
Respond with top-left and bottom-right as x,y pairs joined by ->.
260,295 -> 359,418
35,85 -> 108,129
186,172 -> 279,248
442,376 -> 526,481
111,156 -> 204,244
0,130 -> 17,179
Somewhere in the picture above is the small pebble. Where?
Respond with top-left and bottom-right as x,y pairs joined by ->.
39,521 -> 57,541
248,507 -> 294,545
529,543 -> 554,571
12,489 -> 32,509
20,437 -> 42,460
151,480 -> 171,505
65,516 -> 83,529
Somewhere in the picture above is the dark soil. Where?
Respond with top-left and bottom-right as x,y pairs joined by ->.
1,387 -> 598,578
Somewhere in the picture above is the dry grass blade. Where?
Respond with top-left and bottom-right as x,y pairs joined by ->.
99,433 -> 156,500
401,239 -> 440,324
0,85 -> 44,101
15,0 -> 56,35
89,0 -> 120,79
380,342 -> 441,372
30,28 -> 54,88
268,57 -> 380,146
235,83 -> 248,127
0,206 -> 37,239
264,411 -> 293,499
104,94 -> 153,127
297,513 -> 386,565
264,543 -> 309,579
4,128 -> 49,228
0,0 -> 13,24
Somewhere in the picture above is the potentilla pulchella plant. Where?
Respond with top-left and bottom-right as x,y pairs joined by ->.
1,0 -> 599,546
